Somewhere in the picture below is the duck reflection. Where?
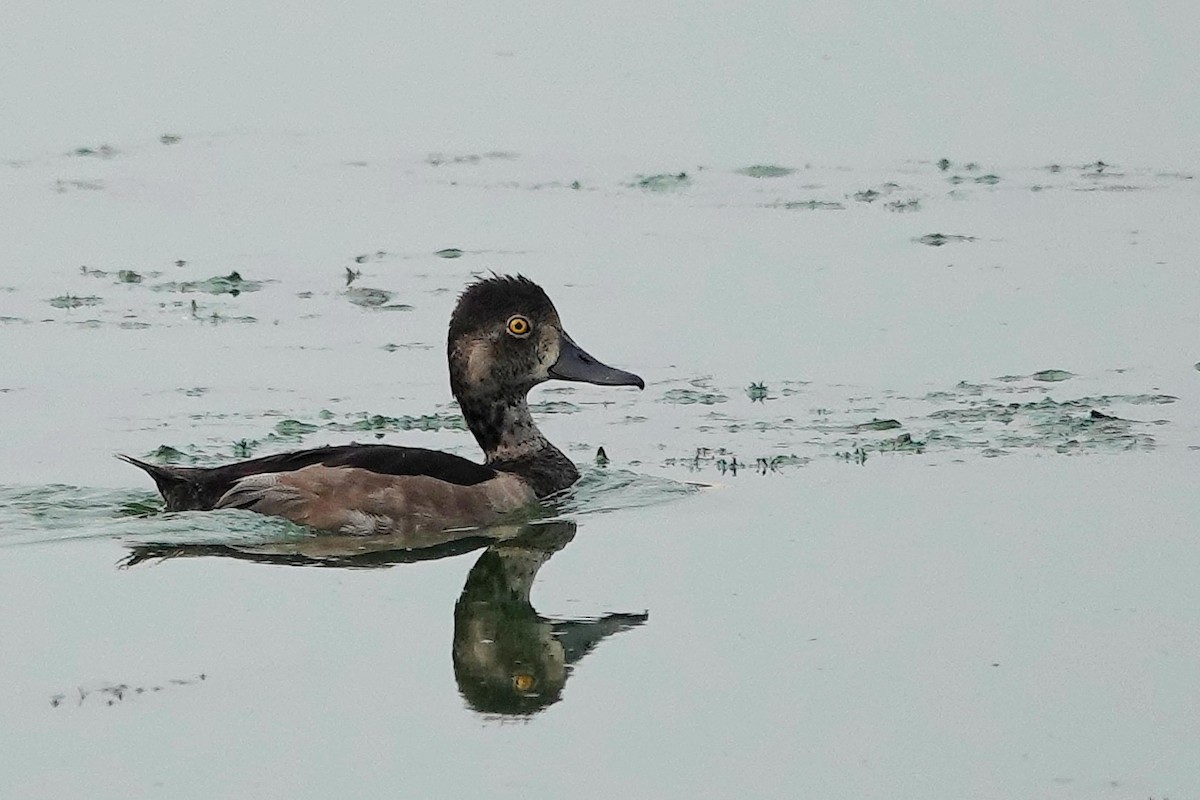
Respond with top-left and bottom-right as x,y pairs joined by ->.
453,522 -> 646,714
122,519 -> 647,715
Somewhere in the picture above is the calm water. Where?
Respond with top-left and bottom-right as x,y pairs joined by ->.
3,458 -> 1199,798
3,142 -> 1198,798
3,5 -> 1200,796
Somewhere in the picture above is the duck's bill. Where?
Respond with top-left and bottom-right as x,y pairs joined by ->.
549,332 -> 644,389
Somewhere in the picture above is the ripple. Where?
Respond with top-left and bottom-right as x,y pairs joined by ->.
551,467 -> 701,517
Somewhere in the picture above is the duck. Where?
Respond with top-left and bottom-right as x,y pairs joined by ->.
122,275 -> 644,535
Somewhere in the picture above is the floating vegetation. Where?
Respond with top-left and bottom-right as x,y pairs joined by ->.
351,413 -> 464,432
714,456 -> 742,475
663,447 -> 765,476
646,369 -> 1175,472
144,445 -> 202,464
182,300 -> 257,324
70,144 -> 119,159
160,134 -> 181,145
735,165 -> 794,178
1031,369 -> 1074,382
884,198 -> 921,212
663,447 -> 736,473
661,388 -> 728,405
262,411 -> 471,436
836,446 -> 868,465
197,312 -> 258,325
345,287 -> 393,307
81,267 -> 159,283
830,434 -> 921,460
344,287 -> 412,311
874,432 -> 925,453
54,179 -> 104,192
632,172 -> 690,192
754,454 -> 809,472
231,439 -> 258,458
852,189 -> 880,203
948,174 -> 1001,185
154,271 -> 263,296
915,233 -> 977,246
1076,393 -> 1176,406
52,674 -> 206,709
853,418 -> 902,432
1074,184 -> 1143,193
48,294 -> 102,309
274,419 -> 320,437
381,342 -> 434,352
937,158 -> 952,171
775,200 -> 845,211
746,382 -> 769,402
926,396 -> 1158,453
434,248 -> 464,259
528,401 -> 581,415
426,151 -> 518,166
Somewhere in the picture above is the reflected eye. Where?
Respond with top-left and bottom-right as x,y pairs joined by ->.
506,315 -> 532,338
513,673 -> 536,692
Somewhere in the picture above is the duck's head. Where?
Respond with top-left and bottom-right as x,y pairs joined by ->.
448,275 -> 644,399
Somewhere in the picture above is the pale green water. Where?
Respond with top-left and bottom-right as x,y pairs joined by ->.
3,458 -> 1199,799
3,65 -> 1200,800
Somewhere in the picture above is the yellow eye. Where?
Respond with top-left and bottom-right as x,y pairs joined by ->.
506,315 -> 531,338
513,673 -> 536,692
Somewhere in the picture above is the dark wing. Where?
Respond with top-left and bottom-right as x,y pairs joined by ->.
249,444 -> 497,484
121,444 -> 496,511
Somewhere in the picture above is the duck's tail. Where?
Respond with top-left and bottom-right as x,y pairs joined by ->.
118,455 -> 213,511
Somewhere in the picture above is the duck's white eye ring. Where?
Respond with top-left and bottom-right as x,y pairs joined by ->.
506,315 -> 532,338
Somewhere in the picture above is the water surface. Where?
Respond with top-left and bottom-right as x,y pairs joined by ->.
2,27 -> 1200,796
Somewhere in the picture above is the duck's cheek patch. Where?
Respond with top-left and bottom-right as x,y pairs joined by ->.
537,333 -> 558,367
463,340 -> 496,386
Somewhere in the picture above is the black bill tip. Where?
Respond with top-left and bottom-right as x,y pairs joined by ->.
548,332 -> 644,389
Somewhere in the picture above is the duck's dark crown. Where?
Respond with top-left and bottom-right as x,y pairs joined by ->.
448,274 -> 556,341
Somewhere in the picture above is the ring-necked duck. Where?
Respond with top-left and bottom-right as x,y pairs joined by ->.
123,275 -> 643,534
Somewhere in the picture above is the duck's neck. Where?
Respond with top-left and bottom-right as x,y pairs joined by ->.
457,391 -> 579,497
